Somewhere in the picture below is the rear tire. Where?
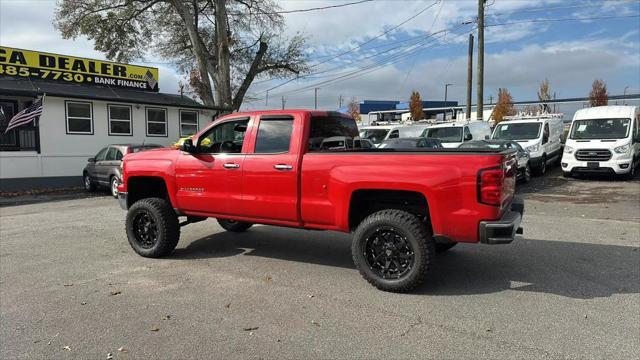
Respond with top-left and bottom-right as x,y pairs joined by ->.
126,198 -> 180,258
110,176 -> 120,198
352,209 -> 434,293
217,219 -> 253,232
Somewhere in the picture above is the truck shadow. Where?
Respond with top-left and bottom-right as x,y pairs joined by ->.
172,227 -> 639,300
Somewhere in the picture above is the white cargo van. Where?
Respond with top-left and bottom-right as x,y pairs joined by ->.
492,116 -> 564,175
358,125 -> 396,146
421,121 -> 492,148
562,106 -> 639,178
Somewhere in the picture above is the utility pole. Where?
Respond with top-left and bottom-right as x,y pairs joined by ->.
477,0 -> 485,121
444,83 -> 452,121
281,96 -> 286,110
339,95 -> 344,108
314,88 -> 319,109
466,33 -> 474,120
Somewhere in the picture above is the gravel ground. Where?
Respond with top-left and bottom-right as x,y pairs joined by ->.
1,167 -> 639,359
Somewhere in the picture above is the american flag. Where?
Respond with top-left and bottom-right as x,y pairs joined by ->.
4,97 -> 43,134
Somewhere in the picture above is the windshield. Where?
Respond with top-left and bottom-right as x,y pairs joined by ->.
493,123 -> 541,140
423,127 -> 462,143
570,118 -> 631,140
359,129 -> 389,144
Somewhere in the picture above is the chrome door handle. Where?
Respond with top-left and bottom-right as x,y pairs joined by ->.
273,164 -> 293,171
223,163 -> 240,169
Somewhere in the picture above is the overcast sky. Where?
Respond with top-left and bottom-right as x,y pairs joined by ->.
1,0 -> 639,112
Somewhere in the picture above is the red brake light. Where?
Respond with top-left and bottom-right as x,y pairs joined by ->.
478,167 -> 504,206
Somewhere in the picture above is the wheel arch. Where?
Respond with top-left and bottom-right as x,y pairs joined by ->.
126,176 -> 174,209
347,189 -> 433,232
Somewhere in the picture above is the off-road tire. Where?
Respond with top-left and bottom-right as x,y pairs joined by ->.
352,209 -> 434,293
217,219 -> 253,232
126,198 -> 180,258
83,173 -> 96,192
435,242 -> 457,253
110,176 -> 119,198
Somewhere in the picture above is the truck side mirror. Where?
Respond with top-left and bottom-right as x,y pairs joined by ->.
464,133 -> 473,141
87,157 -> 95,163
181,138 -> 195,153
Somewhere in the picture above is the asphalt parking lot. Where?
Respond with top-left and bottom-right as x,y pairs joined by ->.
1,167 -> 639,359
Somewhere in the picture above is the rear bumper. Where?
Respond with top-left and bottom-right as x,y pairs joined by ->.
479,197 -> 524,244
118,192 -> 128,210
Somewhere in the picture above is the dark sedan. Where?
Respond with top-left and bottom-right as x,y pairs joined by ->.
458,140 -> 531,183
378,137 -> 443,149
83,144 -> 161,197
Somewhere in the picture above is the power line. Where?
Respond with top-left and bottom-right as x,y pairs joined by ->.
258,1 -> 441,93
487,14 -> 640,27
264,0 -> 373,15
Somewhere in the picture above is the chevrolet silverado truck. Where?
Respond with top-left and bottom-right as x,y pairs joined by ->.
118,110 -> 524,292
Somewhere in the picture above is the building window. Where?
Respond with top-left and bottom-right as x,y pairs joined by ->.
0,99 -> 38,152
146,107 -> 167,137
108,104 -> 132,136
180,110 -> 198,137
66,101 -> 93,134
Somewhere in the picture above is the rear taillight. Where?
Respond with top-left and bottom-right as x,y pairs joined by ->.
478,167 -> 504,206
478,156 -> 516,207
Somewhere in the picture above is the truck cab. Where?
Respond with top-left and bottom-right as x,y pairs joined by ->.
562,106 -> 639,178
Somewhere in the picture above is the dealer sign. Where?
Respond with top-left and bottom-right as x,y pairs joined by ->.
0,46 -> 159,92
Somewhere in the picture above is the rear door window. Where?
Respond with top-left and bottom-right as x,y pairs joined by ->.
308,115 -> 359,152
254,117 -> 294,153
105,147 -> 118,161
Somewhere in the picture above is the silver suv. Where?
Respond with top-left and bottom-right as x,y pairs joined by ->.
83,144 -> 161,197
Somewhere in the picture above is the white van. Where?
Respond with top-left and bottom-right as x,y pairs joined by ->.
422,121 -> 492,148
562,106 -> 639,178
492,116 -> 564,175
359,125 -> 397,146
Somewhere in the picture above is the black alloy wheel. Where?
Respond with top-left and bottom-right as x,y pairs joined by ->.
363,226 -> 415,280
132,210 -> 158,249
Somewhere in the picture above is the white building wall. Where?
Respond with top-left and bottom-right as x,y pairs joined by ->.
0,96 -> 215,180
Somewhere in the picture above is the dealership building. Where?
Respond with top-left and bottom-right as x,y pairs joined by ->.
0,46 -> 219,191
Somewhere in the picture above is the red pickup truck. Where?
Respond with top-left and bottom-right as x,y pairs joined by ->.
118,110 -> 523,292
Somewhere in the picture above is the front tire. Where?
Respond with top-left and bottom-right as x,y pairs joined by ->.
522,164 -> 532,183
352,209 -> 434,293
126,198 -> 180,258
534,156 -> 547,176
217,219 -> 253,232
83,173 -> 96,192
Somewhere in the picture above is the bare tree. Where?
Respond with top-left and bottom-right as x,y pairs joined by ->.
493,88 -> 516,124
537,79 -> 551,113
589,79 -> 608,107
409,90 -> 424,121
55,0 -> 309,111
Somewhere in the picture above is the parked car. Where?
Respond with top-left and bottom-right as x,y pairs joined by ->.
83,144 -> 161,197
562,105 -> 639,179
459,140 -> 531,183
117,110 -> 524,293
378,137 -> 443,149
492,116 -> 564,175
422,121 -> 492,148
